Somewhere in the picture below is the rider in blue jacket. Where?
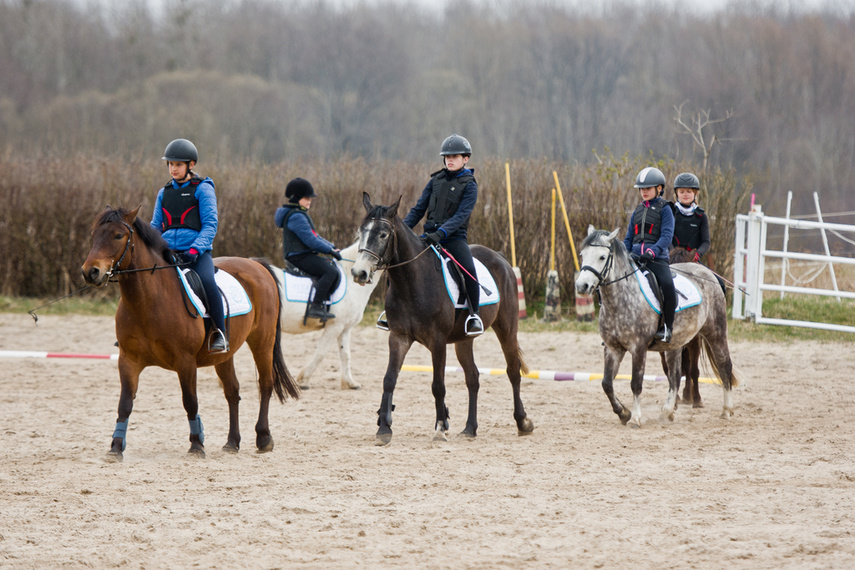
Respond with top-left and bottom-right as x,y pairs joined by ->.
275,178 -> 342,321
623,166 -> 676,343
151,138 -> 228,354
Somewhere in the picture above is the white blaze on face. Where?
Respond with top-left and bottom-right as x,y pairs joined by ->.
351,219 -> 381,285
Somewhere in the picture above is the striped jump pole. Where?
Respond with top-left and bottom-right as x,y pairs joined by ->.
400,364 -> 722,385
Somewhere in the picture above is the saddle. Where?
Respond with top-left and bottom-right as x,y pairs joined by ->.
176,267 -> 252,319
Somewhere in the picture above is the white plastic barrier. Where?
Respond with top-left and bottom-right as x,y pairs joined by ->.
733,208 -> 855,333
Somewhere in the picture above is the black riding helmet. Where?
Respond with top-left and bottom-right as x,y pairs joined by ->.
285,177 -> 318,203
439,134 -> 472,157
162,138 -> 198,163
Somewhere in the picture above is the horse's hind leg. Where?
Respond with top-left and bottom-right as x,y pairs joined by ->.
215,359 -> 242,452
250,348 -> 276,453
337,328 -> 361,390
660,349 -> 681,423
454,340 -> 479,438
494,331 -> 533,435
177,366 -> 206,457
687,339 -> 703,408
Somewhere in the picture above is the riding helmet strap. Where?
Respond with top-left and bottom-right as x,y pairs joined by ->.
113,419 -> 129,451
188,414 -> 205,444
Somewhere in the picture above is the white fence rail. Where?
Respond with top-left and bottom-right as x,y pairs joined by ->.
733,208 -> 855,333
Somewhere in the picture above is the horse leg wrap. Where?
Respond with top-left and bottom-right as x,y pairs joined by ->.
377,394 -> 395,427
112,420 -> 129,451
189,414 -> 205,444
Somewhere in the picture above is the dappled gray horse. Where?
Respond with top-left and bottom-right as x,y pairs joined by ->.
575,227 -> 738,426
350,193 -> 534,445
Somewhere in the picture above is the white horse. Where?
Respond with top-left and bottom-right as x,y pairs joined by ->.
271,242 -> 383,390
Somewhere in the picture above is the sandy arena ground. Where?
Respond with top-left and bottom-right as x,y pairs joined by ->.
1,312 -> 853,569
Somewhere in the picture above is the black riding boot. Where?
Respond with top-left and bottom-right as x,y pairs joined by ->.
209,328 -> 229,354
307,302 -> 335,321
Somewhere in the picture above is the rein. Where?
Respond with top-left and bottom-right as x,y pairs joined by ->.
107,221 -> 189,279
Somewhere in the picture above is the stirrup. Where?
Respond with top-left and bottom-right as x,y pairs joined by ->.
465,314 -> 484,337
208,329 -> 229,354
376,311 -> 389,331
654,324 -> 672,343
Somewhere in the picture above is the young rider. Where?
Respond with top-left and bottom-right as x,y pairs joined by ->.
670,172 -> 710,263
401,133 -> 483,336
274,177 -> 342,321
623,166 -> 676,343
151,138 -> 229,354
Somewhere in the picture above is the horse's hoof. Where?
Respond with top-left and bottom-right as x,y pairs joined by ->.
660,411 -> 675,423
256,435 -> 274,453
517,417 -> 535,434
433,429 -> 448,442
106,450 -> 123,462
375,433 -> 392,446
720,408 -> 733,419
458,425 -> 477,439
341,381 -> 362,390
222,442 -> 239,453
298,384 -> 310,390
188,447 -> 206,458
694,400 -> 704,409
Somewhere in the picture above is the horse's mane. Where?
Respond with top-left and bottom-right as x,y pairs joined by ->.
95,207 -> 174,261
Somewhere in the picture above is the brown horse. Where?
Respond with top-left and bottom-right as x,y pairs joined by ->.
664,247 -> 704,408
350,194 -> 534,445
81,206 -> 299,459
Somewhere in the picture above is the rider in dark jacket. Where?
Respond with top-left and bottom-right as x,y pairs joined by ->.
623,166 -> 676,343
274,178 -> 342,321
151,138 -> 228,354
401,134 -> 483,336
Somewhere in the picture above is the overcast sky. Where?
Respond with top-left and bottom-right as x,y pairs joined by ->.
76,0 -> 853,18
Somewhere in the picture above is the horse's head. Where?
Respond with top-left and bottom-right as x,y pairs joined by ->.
81,206 -> 141,286
575,225 -> 621,296
351,192 -> 400,286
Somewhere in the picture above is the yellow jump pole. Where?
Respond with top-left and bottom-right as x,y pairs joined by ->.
506,162 -> 526,319
544,188 -> 561,321
552,170 -> 593,322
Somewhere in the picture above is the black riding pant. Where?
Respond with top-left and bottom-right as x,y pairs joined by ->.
441,238 -> 480,314
187,251 -> 226,333
644,258 -> 676,328
289,253 -> 339,305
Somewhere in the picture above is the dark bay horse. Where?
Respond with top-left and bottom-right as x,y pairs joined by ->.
350,193 -> 534,445
574,227 -> 739,426
81,206 -> 299,459
666,247 -> 704,408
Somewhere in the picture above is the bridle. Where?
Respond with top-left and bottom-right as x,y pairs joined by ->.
357,216 -> 430,271
578,241 -> 638,290
107,220 -> 136,279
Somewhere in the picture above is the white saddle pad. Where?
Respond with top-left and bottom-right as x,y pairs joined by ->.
281,263 -> 347,305
431,247 -> 500,308
635,268 -> 702,315
178,267 -> 252,318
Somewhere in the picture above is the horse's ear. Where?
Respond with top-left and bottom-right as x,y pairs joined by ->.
587,224 -> 596,236
386,195 -> 401,219
362,192 -> 373,213
607,228 -> 621,242
125,205 -> 141,223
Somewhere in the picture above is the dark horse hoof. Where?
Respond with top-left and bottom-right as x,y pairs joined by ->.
188,444 -> 206,458
517,417 -> 535,435
256,434 -> 274,453
106,450 -> 123,462
222,442 -> 239,453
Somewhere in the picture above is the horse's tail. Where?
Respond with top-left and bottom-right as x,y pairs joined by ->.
257,258 -> 300,402
519,348 -> 529,376
699,336 -> 740,388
